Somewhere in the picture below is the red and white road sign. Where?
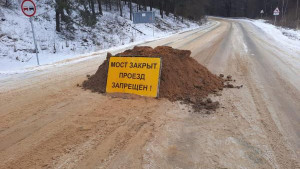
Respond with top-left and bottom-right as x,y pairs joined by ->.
21,0 -> 36,17
273,7 -> 280,16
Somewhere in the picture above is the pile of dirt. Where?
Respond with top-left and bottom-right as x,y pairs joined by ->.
82,46 -> 224,110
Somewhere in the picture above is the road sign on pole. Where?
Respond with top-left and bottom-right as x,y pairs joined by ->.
133,11 -> 155,24
21,0 -> 36,17
21,0 -> 40,65
273,7 -> 280,25
273,7 -> 280,16
260,10 -> 264,19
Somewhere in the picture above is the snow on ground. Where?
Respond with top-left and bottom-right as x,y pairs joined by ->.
0,1 -> 203,75
250,19 -> 300,51
243,19 -> 300,69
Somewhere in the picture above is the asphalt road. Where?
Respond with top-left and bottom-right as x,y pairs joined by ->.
0,18 -> 299,169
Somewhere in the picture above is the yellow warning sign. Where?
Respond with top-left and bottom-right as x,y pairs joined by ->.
106,56 -> 162,97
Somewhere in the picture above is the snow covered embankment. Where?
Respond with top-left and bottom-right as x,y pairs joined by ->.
252,20 -> 300,49
0,1 -> 203,74
242,19 -> 300,70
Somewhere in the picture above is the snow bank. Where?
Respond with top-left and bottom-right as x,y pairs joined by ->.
245,19 -> 300,70
249,19 -> 300,54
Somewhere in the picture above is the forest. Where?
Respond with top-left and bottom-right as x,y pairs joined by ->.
1,0 -> 299,29
52,0 -> 299,30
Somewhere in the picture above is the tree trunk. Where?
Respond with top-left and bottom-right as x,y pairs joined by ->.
224,0 -> 232,17
119,0 -> 123,17
98,0 -> 102,15
91,0 -> 95,16
296,0 -> 299,19
143,0 -> 147,11
55,9 -> 61,32
150,0 -> 153,11
130,0 -> 132,20
159,1 -> 164,18
297,0 -> 299,29
282,0 -> 285,20
165,0 -> 169,16
171,0 -> 175,14
244,0 -> 248,17
105,0 -> 108,10
109,0 -> 111,11
297,0 -> 299,18
284,0 -> 289,22
264,0 -> 267,17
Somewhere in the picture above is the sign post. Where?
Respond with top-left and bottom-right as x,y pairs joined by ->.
152,11 -> 155,37
29,17 -> 39,65
273,7 -> 280,26
21,0 -> 39,65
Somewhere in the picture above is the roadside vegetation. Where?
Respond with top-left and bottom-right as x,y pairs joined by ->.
1,0 -> 298,30
49,0 -> 299,30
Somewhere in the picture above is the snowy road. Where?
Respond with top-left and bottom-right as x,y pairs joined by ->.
0,18 -> 299,168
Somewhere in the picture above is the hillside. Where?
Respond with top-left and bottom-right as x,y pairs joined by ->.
0,0 -> 202,71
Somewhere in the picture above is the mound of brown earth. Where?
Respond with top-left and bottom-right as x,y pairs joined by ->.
82,46 -> 223,109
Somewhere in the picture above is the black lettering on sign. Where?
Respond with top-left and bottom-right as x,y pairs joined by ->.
119,73 -> 146,81
129,62 -> 158,69
111,82 -> 148,91
111,62 -> 128,68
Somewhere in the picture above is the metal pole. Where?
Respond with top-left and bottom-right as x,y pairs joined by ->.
152,12 -> 155,37
274,15 -> 276,25
153,23 -> 154,37
30,17 -> 40,66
